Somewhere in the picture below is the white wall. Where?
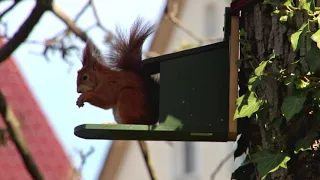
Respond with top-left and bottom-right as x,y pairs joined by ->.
166,0 -> 231,53
113,141 -> 173,180
112,141 -> 240,180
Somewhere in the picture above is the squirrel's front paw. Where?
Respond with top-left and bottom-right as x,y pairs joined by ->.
76,95 -> 85,108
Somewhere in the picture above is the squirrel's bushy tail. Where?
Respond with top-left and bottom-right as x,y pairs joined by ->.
106,17 -> 155,71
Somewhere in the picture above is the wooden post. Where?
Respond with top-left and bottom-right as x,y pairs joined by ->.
228,3 -> 239,141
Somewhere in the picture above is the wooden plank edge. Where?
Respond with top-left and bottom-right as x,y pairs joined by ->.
228,4 -> 239,141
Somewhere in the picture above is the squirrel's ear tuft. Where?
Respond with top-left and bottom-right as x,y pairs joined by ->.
82,39 -> 103,67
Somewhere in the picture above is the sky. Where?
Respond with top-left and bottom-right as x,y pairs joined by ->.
0,0 -> 166,179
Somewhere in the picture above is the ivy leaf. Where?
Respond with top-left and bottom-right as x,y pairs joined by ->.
267,117 -> 283,130
298,0 -> 315,13
254,54 -> 275,76
272,9 -> 280,15
284,74 -> 297,85
251,151 -> 291,180
294,131 -> 319,154
316,112 -> 320,121
311,29 -> 320,43
255,61 -> 269,76
239,28 -> 245,37
290,22 -> 308,51
232,156 -> 255,179
234,134 -> 249,159
294,79 -> 310,89
235,59 -> 243,68
312,90 -> 320,102
283,0 -> 294,6
248,75 -> 262,91
264,0 -> 293,6
234,92 -> 264,119
306,45 -> 320,73
281,96 -> 306,121
280,15 -> 288,22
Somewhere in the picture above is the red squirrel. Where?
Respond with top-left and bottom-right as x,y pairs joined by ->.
76,18 -> 159,125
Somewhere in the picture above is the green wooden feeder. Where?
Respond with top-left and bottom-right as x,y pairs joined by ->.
74,7 -> 240,142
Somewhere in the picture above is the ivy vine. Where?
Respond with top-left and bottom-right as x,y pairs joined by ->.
233,0 -> 320,179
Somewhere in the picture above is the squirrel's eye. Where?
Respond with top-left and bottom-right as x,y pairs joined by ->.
82,74 -> 88,80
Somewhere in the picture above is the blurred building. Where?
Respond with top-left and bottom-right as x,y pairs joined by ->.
0,40 -> 73,180
98,0 -> 240,180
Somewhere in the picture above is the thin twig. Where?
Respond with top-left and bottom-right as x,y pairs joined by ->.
210,150 -> 234,180
76,146 -> 95,172
0,2 -> 48,63
89,0 -> 109,33
138,141 -> 157,180
74,0 -> 90,22
0,0 -> 22,21
50,3 -> 88,42
0,91 -> 44,180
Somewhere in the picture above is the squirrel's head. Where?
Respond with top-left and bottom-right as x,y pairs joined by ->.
77,39 -> 108,93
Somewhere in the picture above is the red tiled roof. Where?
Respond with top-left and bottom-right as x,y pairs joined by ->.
0,41 -> 73,180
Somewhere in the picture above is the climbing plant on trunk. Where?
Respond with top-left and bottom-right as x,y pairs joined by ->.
233,0 -> 320,179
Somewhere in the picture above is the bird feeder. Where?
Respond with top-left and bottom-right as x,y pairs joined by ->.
74,7 -> 241,142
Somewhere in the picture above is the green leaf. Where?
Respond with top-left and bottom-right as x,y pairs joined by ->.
263,0 -> 293,6
306,45 -> 320,73
294,79 -> 310,89
255,61 -> 269,76
273,9 -> 280,14
234,92 -> 264,119
235,59 -> 243,68
262,0 -> 274,5
294,131 -> 319,154
284,74 -> 297,85
316,112 -> 320,120
283,0 -> 294,6
280,15 -> 288,22
239,28 -> 245,37
290,22 -> 308,51
298,0 -> 315,13
248,75 -> 262,91
267,117 -> 283,130
231,156 -> 255,179
254,54 -> 275,76
311,29 -> 320,43
312,90 -> 320,101
281,96 -> 306,121
251,151 -> 291,180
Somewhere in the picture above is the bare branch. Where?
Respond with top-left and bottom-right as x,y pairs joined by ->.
0,128 -> 8,145
138,141 -> 157,180
70,146 -> 95,180
59,0 -> 91,37
0,0 -> 22,21
74,0 -> 90,22
0,2 -> 48,63
50,3 -> 88,42
0,91 -> 44,180
89,0 -> 109,33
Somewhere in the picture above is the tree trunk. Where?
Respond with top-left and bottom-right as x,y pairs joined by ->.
239,0 -> 320,179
